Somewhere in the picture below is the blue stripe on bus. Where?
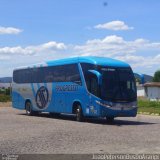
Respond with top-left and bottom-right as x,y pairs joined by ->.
44,83 -> 47,88
37,83 -> 40,89
31,83 -> 36,97
40,64 -> 48,89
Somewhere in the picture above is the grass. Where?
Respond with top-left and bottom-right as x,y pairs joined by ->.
138,99 -> 160,114
0,94 -> 11,102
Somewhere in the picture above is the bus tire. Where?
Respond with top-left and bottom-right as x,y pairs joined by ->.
106,117 -> 114,123
75,105 -> 83,122
25,101 -> 34,116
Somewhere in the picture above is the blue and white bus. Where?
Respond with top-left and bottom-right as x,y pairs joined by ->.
12,56 -> 137,122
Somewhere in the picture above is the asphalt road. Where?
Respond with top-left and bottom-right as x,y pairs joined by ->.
0,106 -> 160,154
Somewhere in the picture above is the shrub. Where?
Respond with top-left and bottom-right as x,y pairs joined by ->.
0,94 -> 11,102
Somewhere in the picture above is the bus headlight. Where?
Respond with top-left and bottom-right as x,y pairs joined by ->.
132,105 -> 137,108
96,101 -> 112,108
131,101 -> 137,108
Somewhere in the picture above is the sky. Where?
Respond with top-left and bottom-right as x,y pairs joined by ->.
0,0 -> 160,77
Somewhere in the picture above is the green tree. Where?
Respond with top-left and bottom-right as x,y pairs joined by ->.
153,70 -> 160,82
5,87 -> 11,95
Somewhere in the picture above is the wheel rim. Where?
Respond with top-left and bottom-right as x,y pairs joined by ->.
76,108 -> 80,121
26,103 -> 31,115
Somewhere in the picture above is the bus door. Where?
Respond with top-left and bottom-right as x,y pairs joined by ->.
53,83 -> 66,113
65,82 -> 82,113
85,70 -> 101,115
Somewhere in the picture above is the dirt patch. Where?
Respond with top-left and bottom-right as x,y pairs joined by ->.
0,102 -> 11,107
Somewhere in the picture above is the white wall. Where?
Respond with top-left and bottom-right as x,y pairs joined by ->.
137,85 -> 145,97
145,87 -> 160,100
0,83 -> 11,89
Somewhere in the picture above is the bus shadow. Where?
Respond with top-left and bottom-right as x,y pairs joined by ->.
19,112 -> 156,126
85,118 -> 156,126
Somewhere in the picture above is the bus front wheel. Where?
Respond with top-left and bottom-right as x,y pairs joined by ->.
75,105 -> 83,122
25,101 -> 34,116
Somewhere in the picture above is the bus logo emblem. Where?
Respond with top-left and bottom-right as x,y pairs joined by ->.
36,86 -> 49,109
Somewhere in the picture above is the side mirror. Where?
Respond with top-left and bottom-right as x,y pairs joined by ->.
85,70 -> 102,97
88,70 -> 102,85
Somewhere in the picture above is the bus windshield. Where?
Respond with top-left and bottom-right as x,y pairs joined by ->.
100,67 -> 137,102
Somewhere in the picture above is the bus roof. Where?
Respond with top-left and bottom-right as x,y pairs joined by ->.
14,56 -> 130,71
47,56 -> 130,67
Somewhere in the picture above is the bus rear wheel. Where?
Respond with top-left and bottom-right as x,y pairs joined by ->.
75,105 -> 83,122
25,101 -> 34,116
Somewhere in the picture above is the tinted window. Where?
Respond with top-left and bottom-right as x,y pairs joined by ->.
100,67 -> 137,102
31,68 -> 44,83
52,65 -> 66,82
81,63 -> 96,73
90,77 -> 98,96
13,69 -> 32,83
80,63 -> 97,89
13,64 -> 81,84
65,64 -> 81,84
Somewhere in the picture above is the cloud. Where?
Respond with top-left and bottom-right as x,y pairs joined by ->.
94,21 -> 134,31
0,36 -> 160,76
74,35 -> 160,56
0,55 -> 10,60
0,41 -> 67,56
0,26 -> 23,35
0,41 -> 68,76
115,54 -> 160,68
115,54 -> 160,75
41,41 -> 66,50
74,35 -> 160,75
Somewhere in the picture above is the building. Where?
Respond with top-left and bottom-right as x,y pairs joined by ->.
134,73 -> 153,97
0,77 -> 12,89
137,85 -> 145,97
144,82 -> 160,101
0,83 -> 11,89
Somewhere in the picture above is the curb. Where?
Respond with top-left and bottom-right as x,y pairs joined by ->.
138,112 -> 160,116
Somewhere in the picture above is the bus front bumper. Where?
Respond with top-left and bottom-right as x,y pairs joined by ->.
101,106 -> 138,118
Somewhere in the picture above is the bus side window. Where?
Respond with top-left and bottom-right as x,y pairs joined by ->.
90,77 -> 98,97
65,64 -> 82,85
